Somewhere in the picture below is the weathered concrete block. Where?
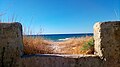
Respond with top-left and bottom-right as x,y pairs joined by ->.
20,54 -> 102,67
0,22 -> 23,67
94,21 -> 120,67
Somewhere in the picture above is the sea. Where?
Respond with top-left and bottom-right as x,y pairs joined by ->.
26,33 -> 93,42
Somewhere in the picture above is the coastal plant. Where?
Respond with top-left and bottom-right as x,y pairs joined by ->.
80,37 -> 94,53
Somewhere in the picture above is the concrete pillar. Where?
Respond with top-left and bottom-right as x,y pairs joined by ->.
94,21 -> 120,67
0,22 -> 23,67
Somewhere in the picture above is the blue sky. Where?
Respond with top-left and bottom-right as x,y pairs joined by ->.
0,0 -> 120,34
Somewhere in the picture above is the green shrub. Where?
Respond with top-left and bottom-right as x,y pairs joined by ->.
81,38 -> 94,50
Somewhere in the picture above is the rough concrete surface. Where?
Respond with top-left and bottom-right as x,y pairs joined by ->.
0,22 -> 23,67
19,54 -> 102,67
94,21 -> 120,67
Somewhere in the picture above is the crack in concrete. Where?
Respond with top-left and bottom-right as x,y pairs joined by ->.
1,47 -> 5,67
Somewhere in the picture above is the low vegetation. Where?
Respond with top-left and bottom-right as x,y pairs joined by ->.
23,36 -> 54,54
23,36 -> 94,55
56,36 -> 94,54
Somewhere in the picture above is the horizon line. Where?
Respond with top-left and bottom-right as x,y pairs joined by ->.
24,32 -> 93,35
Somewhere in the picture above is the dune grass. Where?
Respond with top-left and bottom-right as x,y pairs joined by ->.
23,36 -> 94,55
23,36 -> 54,54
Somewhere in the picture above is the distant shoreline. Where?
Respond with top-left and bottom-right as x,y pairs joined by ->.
24,33 -> 93,41
24,33 -> 93,36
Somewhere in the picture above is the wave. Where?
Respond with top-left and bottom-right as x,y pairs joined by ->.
58,38 -> 71,41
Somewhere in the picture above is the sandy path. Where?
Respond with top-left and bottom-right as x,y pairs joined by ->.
48,43 -> 65,53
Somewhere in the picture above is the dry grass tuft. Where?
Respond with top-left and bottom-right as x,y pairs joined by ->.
23,36 -> 54,54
